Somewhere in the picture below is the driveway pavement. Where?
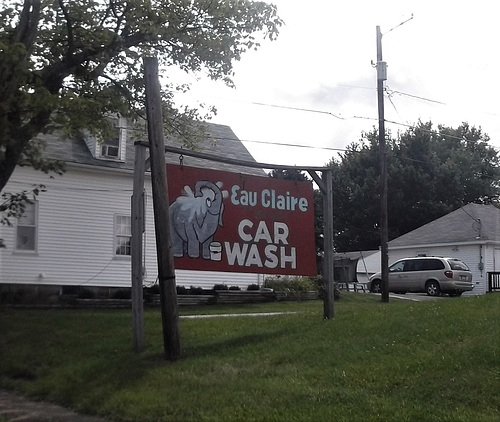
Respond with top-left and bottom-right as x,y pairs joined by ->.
0,390 -> 112,422
389,292 -> 444,301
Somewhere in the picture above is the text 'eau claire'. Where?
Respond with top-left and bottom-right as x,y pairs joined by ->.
230,185 -> 309,212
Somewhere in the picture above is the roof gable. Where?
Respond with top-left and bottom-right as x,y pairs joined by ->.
40,121 -> 266,177
389,203 -> 500,247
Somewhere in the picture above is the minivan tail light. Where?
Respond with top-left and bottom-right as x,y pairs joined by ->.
444,271 -> 453,279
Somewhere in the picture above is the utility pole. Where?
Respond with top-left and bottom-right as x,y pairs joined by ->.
144,56 -> 181,360
376,26 -> 389,303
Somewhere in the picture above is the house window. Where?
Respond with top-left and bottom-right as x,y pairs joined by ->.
16,201 -> 37,251
94,117 -> 127,161
101,136 -> 120,158
115,215 -> 131,256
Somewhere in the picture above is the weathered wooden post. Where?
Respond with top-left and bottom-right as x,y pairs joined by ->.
322,168 -> 335,319
307,168 -> 335,319
131,142 -> 146,352
143,56 -> 181,360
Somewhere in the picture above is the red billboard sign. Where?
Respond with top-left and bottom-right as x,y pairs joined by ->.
167,164 -> 316,275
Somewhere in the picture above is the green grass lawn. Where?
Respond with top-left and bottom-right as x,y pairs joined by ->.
0,293 -> 499,421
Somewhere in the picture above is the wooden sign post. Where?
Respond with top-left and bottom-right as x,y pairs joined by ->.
143,56 -> 181,360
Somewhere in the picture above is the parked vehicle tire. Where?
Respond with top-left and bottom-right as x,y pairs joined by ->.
448,290 -> 463,297
425,280 -> 441,296
370,279 -> 382,293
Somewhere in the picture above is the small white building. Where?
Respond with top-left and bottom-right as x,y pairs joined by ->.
0,121 -> 267,299
355,203 -> 500,295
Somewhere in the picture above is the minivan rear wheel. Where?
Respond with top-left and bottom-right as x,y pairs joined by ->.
426,280 -> 441,296
370,279 -> 382,293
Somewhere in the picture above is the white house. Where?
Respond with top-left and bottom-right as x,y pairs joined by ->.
0,120 -> 268,299
355,203 -> 500,295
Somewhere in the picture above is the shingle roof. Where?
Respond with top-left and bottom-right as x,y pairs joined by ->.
389,203 -> 500,246
41,121 -> 266,177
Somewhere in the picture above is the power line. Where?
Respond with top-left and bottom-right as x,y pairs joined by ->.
208,87 -> 498,128
386,88 -> 446,105
386,87 -> 499,119
245,98 -> 500,152
175,85 -> 499,155
383,14 -> 414,36
222,96 -> 498,148
250,101 -> 344,119
219,136 -> 348,153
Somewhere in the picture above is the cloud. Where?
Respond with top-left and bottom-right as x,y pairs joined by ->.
172,0 -> 500,167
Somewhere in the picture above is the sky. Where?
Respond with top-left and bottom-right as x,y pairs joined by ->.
173,0 -> 500,169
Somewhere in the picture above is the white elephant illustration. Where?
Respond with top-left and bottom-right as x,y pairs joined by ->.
170,180 -> 228,259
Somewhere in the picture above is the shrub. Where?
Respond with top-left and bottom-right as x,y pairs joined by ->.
264,276 -> 317,293
112,289 -> 131,300
176,285 -> 187,295
247,284 -> 260,291
213,284 -> 228,291
6,289 -> 32,304
144,284 -> 159,295
189,286 -> 204,295
78,288 -> 95,299
228,285 -> 241,291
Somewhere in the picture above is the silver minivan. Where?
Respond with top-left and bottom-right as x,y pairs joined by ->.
368,257 -> 474,296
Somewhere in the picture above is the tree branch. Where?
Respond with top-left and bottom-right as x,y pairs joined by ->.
57,0 -> 74,57
12,0 -> 41,49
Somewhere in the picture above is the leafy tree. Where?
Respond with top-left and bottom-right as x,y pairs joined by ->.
0,0 -> 282,214
330,121 -> 500,252
268,168 -> 309,182
328,134 -> 380,252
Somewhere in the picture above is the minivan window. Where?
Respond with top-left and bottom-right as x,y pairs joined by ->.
389,261 -> 405,272
421,259 -> 445,271
404,260 -> 422,272
448,259 -> 469,271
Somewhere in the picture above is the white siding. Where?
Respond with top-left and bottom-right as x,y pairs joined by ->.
0,165 -> 260,290
0,166 -> 133,287
83,133 -> 97,157
494,247 -> 500,271
174,270 -> 261,290
118,117 -> 127,161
